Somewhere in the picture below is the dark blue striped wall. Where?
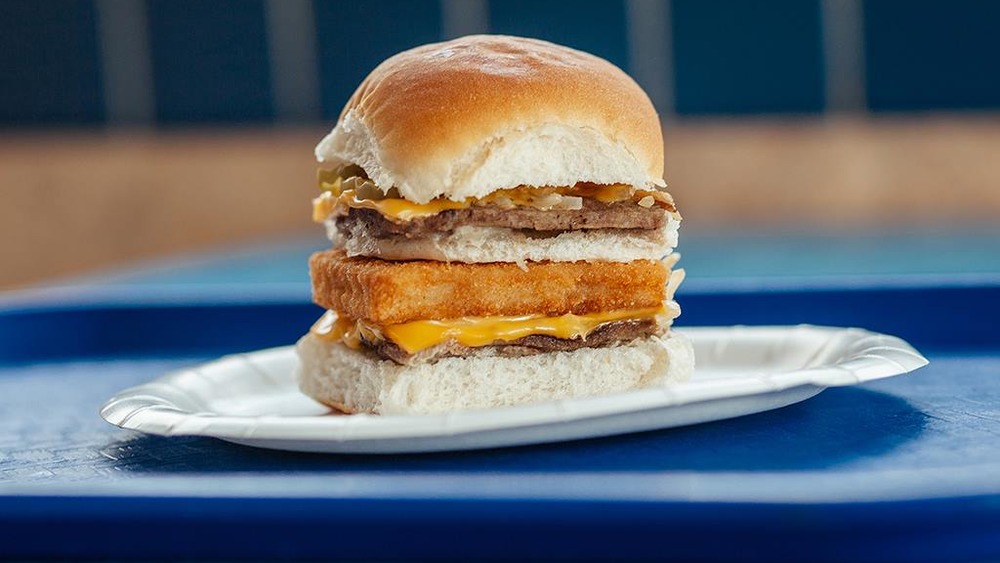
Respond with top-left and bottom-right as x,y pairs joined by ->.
0,0 -> 104,125
864,0 -> 1000,112
147,0 -> 273,123
672,0 -> 824,115
314,0 -> 441,120
1,0 -> 999,127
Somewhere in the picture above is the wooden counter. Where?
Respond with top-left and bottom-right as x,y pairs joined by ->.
2,115 -> 999,288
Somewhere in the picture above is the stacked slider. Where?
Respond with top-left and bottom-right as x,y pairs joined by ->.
297,35 -> 694,414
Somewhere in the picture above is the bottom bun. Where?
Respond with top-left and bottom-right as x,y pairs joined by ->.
296,332 -> 695,415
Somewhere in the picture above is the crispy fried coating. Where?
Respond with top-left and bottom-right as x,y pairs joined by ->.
310,249 -> 668,324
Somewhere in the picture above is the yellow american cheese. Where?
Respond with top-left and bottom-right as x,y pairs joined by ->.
340,190 -> 468,220
310,307 -> 664,354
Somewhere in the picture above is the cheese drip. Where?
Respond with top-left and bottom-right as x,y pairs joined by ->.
310,306 -> 673,355
312,173 -> 676,223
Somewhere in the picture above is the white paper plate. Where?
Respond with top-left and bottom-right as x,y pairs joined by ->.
100,325 -> 928,453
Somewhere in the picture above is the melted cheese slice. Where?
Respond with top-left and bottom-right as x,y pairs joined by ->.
343,190 -> 468,220
312,188 -> 468,222
310,307 -> 669,354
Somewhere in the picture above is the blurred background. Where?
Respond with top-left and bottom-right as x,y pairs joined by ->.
2,0 -> 999,289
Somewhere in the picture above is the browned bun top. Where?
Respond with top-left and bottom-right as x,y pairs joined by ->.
316,35 -> 665,203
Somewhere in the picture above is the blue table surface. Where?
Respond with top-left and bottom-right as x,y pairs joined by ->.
2,352 -> 998,493
2,230 -> 999,561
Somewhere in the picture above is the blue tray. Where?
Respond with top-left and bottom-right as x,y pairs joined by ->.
1,279 -> 999,562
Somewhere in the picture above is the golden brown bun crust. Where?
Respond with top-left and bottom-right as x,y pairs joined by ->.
343,35 -> 661,166
319,35 -> 664,202
310,249 -> 668,324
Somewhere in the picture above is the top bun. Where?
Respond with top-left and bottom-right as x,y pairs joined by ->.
315,35 -> 665,204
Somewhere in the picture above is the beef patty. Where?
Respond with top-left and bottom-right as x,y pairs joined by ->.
337,198 -> 668,239
363,319 -> 661,365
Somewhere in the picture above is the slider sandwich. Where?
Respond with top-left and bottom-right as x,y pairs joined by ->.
297,35 -> 694,414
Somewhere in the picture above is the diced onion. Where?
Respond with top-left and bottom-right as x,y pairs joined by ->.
531,193 -> 564,209
551,195 -> 583,210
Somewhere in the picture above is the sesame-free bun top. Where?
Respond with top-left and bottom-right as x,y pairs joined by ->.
315,35 -> 665,204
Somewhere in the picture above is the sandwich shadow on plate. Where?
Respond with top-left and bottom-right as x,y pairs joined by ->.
102,386 -> 927,474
